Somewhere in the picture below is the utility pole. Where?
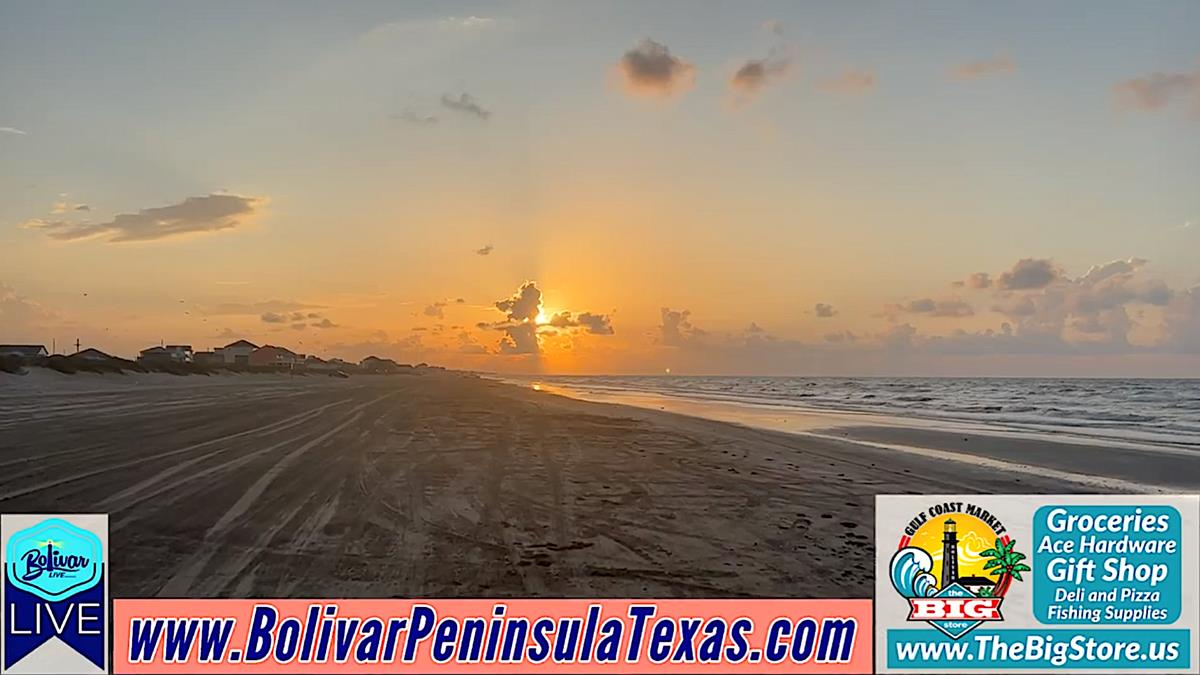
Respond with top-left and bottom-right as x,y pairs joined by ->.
74,338 -> 81,354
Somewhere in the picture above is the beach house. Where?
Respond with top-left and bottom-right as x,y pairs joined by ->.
214,339 -> 257,365
70,347 -> 114,361
249,345 -> 301,368
0,345 -> 48,359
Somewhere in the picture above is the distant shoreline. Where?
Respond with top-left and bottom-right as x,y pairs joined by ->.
501,376 -> 1199,493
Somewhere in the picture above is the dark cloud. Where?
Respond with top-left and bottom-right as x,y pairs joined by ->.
261,312 -> 288,324
440,93 -> 490,119
577,312 -> 614,335
312,318 -> 337,329
731,57 -> 791,96
952,55 -> 1015,80
476,244 -> 494,256
424,302 -> 447,318
814,302 -> 837,318
997,258 -> 1060,290
498,322 -> 538,354
659,307 -> 705,346
495,282 -> 542,323
23,194 -> 264,243
616,39 -> 695,98
1114,68 -> 1200,112
291,323 -> 307,331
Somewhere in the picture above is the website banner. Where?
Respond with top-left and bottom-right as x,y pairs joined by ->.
875,495 -> 1199,674
113,598 -> 871,673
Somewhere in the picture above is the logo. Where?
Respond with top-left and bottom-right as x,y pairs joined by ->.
6,518 -> 101,602
888,501 -> 1027,640
3,514 -> 108,675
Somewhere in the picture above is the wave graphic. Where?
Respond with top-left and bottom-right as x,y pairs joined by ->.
890,547 -> 938,598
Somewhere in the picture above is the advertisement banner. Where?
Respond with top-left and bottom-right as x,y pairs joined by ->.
113,598 -> 871,673
875,495 -> 1198,673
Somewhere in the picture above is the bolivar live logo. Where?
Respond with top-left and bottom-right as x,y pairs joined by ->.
2,514 -> 108,675
889,501 -> 1027,640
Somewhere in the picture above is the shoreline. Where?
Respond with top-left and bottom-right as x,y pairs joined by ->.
509,378 -> 1199,493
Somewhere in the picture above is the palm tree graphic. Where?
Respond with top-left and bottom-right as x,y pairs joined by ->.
979,537 -> 1030,598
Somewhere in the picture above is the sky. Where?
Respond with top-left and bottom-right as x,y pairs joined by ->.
2,0 -> 1198,376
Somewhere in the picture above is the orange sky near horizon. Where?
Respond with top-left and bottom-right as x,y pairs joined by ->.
2,2 -> 1198,376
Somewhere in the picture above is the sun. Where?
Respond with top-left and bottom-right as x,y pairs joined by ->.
535,309 -> 548,325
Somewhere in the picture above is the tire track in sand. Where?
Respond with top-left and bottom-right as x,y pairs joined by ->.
0,398 -> 353,504
156,392 -> 394,597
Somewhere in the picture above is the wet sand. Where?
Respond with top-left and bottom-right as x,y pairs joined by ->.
0,369 -> 1159,599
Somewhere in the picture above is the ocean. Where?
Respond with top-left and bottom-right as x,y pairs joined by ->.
519,376 -> 1200,451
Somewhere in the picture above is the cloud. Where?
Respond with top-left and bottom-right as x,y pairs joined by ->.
616,39 -> 695,98
730,26 -> 794,102
312,318 -> 337,329
476,244 -> 494,256
952,55 -> 1015,80
1164,286 -> 1200,351
23,194 -> 265,243
892,297 -> 975,318
441,93 -> 490,119
50,200 -> 90,214
659,307 -> 706,346
962,272 -> 993,289
291,323 -> 307,331
261,312 -> 288,324
423,302 -> 447,318
576,312 -> 614,335
0,127 -> 26,136
391,110 -> 438,125
1114,67 -> 1200,113
819,68 -> 875,94
498,322 -> 539,354
997,258 -> 1060,290
731,57 -> 791,97
495,281 -> 542,323
814,302 -> 837,318
487,282 -> 615,355
980,256 -> 1180,352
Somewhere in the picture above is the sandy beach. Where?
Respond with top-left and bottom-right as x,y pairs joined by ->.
0,369 -> 1189,600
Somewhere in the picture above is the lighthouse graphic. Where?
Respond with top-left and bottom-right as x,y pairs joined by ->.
941,517 -> 959,589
